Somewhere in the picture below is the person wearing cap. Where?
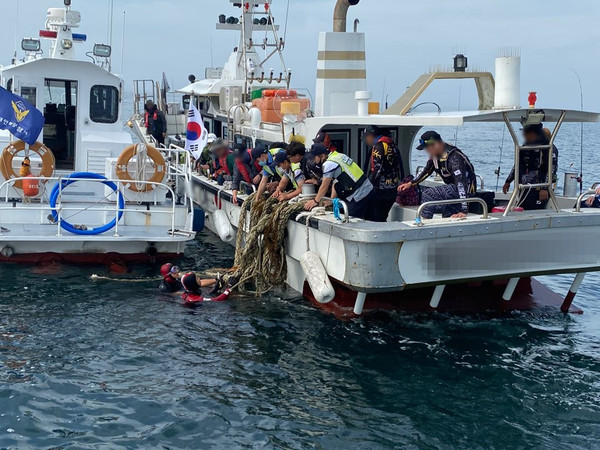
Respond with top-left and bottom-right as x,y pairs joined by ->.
272,151 -> 305,202
211,139 -> 235,185
158,263 -> 183,293
231,144 -> 261,204
502,123 -> 553,210
304,144 -> 377,220
313,131 -> 336,153
144,100 -> 167,146
286,141 -> 319,185
196,133 -> 217,174
363,126 -> 404,222
254,144 -> 286,198
399,131 -> 477,219
180,272 -> 232,305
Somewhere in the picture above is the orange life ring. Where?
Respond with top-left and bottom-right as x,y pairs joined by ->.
0,141 -> 55,190
115,144 -> 166,192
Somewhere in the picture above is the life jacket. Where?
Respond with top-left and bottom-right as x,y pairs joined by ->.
326,151 -> 366,199
432,145 -> 477,194
235,153 -> 253,183
182,289 -> 232,305
370,136 -> 402,189
214,151 -> 232,176
277,165 -> 299,189
144,109 -> 159,128
159,275 -> 182,293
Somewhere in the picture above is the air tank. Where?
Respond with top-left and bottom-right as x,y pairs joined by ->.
494,56 -> 521,110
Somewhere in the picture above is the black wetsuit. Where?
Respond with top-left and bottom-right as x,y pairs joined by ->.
413,144 -> 477,218
159,275 -> 183,293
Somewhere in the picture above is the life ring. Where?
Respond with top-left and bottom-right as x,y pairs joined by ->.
50,172 -> 125,236
0,141 -> 55,190
115,143 -> 166,192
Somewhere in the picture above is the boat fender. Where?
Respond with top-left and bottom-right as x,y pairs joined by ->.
192,207 -> 205,232
213,209 -> 234,242
0,245 -> 15,258
23,174 -> 40,197
300,251 -> 335,304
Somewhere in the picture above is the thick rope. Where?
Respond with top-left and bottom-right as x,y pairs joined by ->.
222,193 -> 306,296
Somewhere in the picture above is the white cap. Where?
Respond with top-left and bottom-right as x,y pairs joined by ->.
207,133 -> 217,144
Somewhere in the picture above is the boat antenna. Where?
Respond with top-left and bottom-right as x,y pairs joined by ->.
13,0 -> 20,64
571,69 -> 584,194
453,84 -> 463,145
120,10 -> 126,75
495,125 -> 506,192
107,0 -> 114,71
283,0 -> 291,42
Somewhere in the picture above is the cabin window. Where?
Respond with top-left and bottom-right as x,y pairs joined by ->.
21,87 -> 37,107
89,85 -> 119,124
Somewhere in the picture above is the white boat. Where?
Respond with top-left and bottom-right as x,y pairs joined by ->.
133,0 -> 600,317
0,0 -> 199,266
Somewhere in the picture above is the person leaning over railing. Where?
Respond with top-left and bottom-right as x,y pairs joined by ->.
399,131 -> 477,219
231,144 -> 261,204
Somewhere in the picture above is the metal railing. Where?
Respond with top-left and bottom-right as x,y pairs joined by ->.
239,181 -> 257,194
502,110 -> 565,216
319,196 -> 349,222
0,176 -> 180,237
413,167 -> 485,190
417,197 -> 489,221
575,189 -> 599,212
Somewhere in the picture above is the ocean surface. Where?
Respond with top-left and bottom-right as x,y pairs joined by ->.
1,123 -> 600,449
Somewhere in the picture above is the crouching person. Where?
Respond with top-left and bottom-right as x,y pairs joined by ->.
304,144 -> 376,220
399,131 -> 477,219
180,272 -> 232,305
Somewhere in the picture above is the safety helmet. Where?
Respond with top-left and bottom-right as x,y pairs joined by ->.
160,263 -> 173,277
181,272 -> 201,293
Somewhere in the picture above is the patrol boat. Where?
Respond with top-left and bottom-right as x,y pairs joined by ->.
0,0 -> 197,266
134,0 -> 600,317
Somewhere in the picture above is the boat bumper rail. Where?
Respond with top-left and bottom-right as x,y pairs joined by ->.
416,197 -> 489,221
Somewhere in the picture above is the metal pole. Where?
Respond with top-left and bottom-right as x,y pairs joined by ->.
430,285 -> 445,309
502,277 -> 520,301
354,292 -> 367,315
503,112 -> 521,216
561,272 -> 586,313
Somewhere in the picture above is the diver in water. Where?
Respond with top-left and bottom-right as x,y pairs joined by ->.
158,263 -> 183,293
180,272 -> 232,305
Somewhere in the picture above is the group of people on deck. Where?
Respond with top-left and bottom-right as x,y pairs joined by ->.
190,121 -> 571,223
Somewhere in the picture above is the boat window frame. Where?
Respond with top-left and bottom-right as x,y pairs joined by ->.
89,84 -> 119,124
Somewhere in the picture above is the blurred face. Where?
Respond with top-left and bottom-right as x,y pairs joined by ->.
323,135 -> 331,148
289,154 -> 303,164
213,146 -> 226,158
523,130 -> 537,144
279,160 -> 291,171
365,134 -> 375,147
425,140 -> 445,157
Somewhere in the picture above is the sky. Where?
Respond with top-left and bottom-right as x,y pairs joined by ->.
1,0 -> 600,112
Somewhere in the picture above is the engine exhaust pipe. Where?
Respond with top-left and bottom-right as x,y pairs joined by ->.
333,0 -> 360,32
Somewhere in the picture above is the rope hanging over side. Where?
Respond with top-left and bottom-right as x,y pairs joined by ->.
225,193 -> 307,296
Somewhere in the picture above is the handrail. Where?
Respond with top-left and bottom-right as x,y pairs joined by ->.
0,176 -> 180,237
319,196 -> 349,222
417,197 -> 489,221
476,174 -> 485,190
239,181 -> 257,193
575,189 -> 597,212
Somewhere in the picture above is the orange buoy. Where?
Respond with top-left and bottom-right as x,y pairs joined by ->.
262,89 -> 297,98
23,174 -> 39,197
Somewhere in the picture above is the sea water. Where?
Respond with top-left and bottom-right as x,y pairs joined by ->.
0,123 -> 599,449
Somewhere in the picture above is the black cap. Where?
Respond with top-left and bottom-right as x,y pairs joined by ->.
251,145 -> 268,160
416,131 -> 442,150
363,125 -> 380,137
313,131 -> 328,144
273,151 -> 289,165
308,143 -> 329,159
523,123 -> 543,133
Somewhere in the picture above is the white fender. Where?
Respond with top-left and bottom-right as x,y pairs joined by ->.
300,251 -> 335,304
213,209 -> 234,243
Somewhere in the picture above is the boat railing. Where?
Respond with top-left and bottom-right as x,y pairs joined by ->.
0,177 -> 180,238
416,197 -> 489,222
239,181 -> 257,194
319,196 -> 349,222
575,189 -> 599,212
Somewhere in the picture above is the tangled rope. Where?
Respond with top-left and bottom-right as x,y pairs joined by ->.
221,193 -> 307,296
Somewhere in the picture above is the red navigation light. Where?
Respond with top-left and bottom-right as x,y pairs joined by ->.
264,2 -> 269,11
528,91 -> 537,109
245,2 -> 250,10
39,30 -> 58,38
